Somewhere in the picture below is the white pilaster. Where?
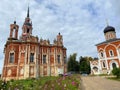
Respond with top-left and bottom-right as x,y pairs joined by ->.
104,51 -> 109,70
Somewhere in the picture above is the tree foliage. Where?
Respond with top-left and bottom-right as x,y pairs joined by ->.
67,53 -> 93,74
112,68 -> 120,78
79,56 -> 92,74
67,53 -> 79,72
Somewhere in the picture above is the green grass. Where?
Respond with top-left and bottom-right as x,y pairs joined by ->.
107,77 -> 120,81
0,75 -> 81,90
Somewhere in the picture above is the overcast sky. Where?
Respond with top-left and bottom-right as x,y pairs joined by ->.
0,0 -> 120,73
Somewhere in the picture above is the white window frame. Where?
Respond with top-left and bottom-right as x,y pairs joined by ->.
9,51 -> 15,63
64,56 -> 66,64
30,53 -> 34,63
102,61 -> 106,68
43,55 -> 47,64
109,50 -> 114,57
99,51 -> 104,58
20,68 -> 24,75
7,69 -> 12,76
101,61 -> 107,68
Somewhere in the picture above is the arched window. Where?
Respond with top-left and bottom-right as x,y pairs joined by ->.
103,62 -> 106,68
109,50 -> 114,57
57,55 -> 60,63
13,28 -> 16,38
9,53 -> 14,63
112,63 -> 116,69
100,52 -> 104,58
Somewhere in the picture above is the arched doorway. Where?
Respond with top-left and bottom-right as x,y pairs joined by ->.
112,63 -> 116,69
93,67 -> 98,72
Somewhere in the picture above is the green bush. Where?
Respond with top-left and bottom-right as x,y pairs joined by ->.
112,68 -> 120,78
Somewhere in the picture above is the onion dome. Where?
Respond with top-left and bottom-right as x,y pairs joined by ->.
104,26 -> 115,33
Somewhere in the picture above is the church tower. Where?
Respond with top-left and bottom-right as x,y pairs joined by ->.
104,26 -> 116,41
21,7 -> 33,40
2,5 -> 67,81
57,33 -> 63,46
9,21 -> 19,40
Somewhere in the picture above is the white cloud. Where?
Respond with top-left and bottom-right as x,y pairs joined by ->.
0,0 -> 120,73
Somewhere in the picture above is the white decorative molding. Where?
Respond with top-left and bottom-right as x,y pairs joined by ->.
104,43 -> 117,50
7,69 -> 11,76
106,57 -> 118,60
20,68 -> 24,75
98,48 -> 104,52
30,67 -> 34,74
109,50 -> 114,57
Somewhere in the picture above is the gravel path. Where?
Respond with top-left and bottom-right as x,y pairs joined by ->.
81,76 -> 120,90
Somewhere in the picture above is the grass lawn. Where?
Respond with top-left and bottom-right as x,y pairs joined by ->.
0,74 -> 81,90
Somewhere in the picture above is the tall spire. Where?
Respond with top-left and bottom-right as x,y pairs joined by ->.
27,6 -> 29,18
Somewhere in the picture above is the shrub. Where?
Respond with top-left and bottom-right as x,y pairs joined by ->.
112,68 -> 120,78
0,75 -> 80,90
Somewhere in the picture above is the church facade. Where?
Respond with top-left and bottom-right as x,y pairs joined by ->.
2,8 -> 67,81
90,25 -> 120,75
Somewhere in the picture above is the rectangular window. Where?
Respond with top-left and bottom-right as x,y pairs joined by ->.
103,62 -> 106,68
43,55 -> 46,64
9,53 -> 14,63
30,53 -> 34,62
64,57 -> 66,64
57,55 -> 60,63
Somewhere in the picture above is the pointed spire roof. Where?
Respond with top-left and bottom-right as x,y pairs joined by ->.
27,6 -> 29,18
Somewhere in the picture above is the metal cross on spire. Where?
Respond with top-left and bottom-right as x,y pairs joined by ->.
106,18 -> 109,26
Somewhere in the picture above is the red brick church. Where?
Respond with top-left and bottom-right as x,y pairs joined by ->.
90,25 -> 120,75
2,7 -> 67,80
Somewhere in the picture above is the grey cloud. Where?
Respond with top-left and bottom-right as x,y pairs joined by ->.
0,0 -> 120,73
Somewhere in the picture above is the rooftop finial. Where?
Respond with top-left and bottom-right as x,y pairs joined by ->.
58,32 -> 60,35
27,0 -> 30,17
27,6 -> 29,17
14,17 -> 16,24
106,18 -> 109,26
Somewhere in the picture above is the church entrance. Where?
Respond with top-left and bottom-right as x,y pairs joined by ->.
112,63 -> 116,69
93,67 -> 98,72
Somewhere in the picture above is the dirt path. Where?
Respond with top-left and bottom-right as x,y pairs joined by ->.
81,76 -> 120,90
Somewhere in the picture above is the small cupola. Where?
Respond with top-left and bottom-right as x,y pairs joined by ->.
103,25 -> 116,41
